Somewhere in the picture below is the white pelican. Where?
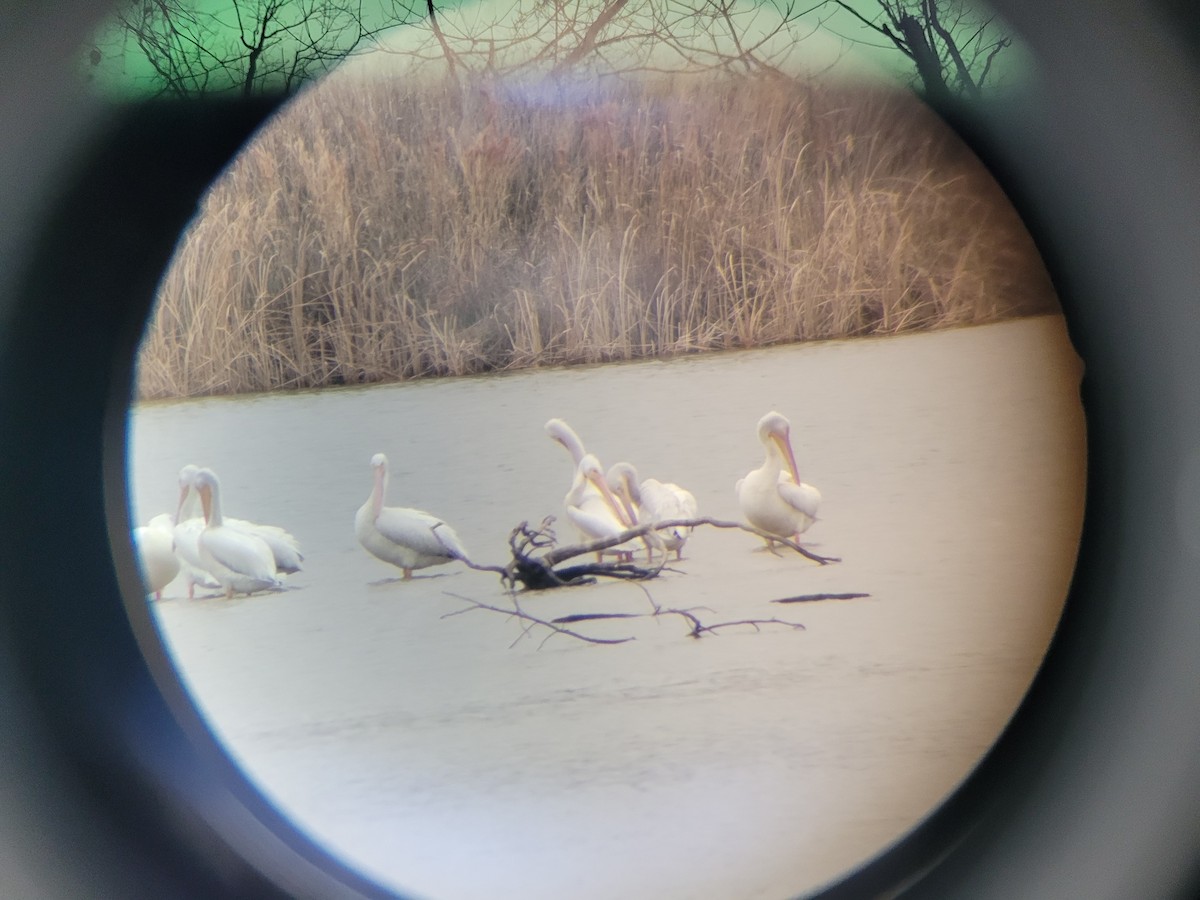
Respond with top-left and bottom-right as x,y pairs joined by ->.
736,411 -> 821,547
607,462 -> 699,560
566,454 -> 637,561
545,418 -> 596,496
192,468 -> 283,598
132,525 -> 180,600
546,417 -> 622,545
172,464 -> 303,597
355,453 -> 469,580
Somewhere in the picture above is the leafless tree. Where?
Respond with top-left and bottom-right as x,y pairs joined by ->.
384,0 -> 833,82
98,0 -> 423,97
824,0 -> 1011,103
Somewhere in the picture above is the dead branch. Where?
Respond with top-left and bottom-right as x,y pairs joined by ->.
442,590 -> 807,647
442,593 -> 635,646
539,516 -> 840,568
772,592 -> 872,604
478,515 -> 838,593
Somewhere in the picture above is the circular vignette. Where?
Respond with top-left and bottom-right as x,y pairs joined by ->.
0,3 -> 1198,899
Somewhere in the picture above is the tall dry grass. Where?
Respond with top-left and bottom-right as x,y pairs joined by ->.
136,74 -> 1058,399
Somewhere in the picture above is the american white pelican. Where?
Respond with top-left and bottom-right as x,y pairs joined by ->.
545,417 -> 597,497
566,454 -> 637,561
736,411 -> 821,547
172,464 -> 303,597
546,417 -> 621,543
607,462 -> 699,560
355,453 -> 469,580
545,418 -> 587,467
192,468 -> 283,598
132,525 -> 180,600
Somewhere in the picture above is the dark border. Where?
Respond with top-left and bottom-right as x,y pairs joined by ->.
1,2 -> 1198,898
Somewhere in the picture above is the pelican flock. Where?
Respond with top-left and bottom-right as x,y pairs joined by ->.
736,411 -> 821,547
564,453 -> 637,561
135,409 -> 821,601
355,452 -> 469,580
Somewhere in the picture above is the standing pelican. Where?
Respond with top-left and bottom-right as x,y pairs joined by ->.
608,462 -> 698,560
192,468 -> 283,597
355,453 -> 469,580
566,454 -> 637,561
132,525 -> 180,600
736,411 -> 821,547
172,464 -> 303,597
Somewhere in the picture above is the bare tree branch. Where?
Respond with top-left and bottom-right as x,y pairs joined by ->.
822,0 -> 1014,101
103,0 -> 423,97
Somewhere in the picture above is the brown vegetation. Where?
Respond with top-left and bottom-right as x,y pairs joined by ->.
136,72 -> 1057,399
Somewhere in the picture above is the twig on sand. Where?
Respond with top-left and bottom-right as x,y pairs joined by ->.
772,592 -> 872,604
443,587 -> 807,648
442,593 -> 635,647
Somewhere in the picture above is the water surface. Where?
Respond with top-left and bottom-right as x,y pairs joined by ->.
127,315 -> 1085,899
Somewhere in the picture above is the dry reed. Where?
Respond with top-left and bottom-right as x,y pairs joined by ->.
136,73 -> 1058,399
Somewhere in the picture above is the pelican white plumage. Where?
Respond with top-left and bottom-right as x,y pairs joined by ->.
132,525 -> 180,600
191,467 -> 283,597
545,417 -> 587,464
607,462 -> 699,560
736,411 -> 821,547
566,453 -> 637,561
172,464 -> 302,597
546,417 -> 622,544
545,417 -> 595,493
355,453 -> 469,580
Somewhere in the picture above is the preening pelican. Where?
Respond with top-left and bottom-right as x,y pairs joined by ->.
132,525 -> 179,600
546,418 -> 622,547
607,462 -> 699,560
566,454 -> 637,561
355,453 -> 469,580
192,468 -> 283,597
736,411 -> 821,546
545,417 -> 600,500
172,464 -> 303,597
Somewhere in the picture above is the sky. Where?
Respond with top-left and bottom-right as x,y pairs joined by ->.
83,0 -> 1034,99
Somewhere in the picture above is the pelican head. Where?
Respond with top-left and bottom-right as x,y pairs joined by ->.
757,411 -> 800,484
579,453 -> 631,526
173,463 -> 201,523
545,418 -> 586,465
191,467 -> 221,525
606,462 -> 642,525
371,452 -> 388,470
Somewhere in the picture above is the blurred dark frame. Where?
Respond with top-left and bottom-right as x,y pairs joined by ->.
1,2 -> 1198,897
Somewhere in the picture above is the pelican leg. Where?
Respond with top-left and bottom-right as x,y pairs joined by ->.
403,567 -> 413,580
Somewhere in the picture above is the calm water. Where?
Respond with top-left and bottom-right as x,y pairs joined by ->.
126,315 -> 1085,899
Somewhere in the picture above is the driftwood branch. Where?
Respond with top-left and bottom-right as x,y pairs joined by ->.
442,593 -> 635,647
479,515 -> 838,593
772,592 -> 871,604
439,517 -> 845,645
540,516 -> 838,567
444,591 -> 807,647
